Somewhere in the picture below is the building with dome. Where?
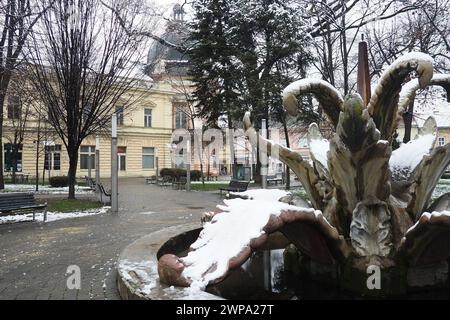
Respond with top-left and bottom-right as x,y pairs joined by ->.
1,4 -> 196,181
146,4 -> 190,80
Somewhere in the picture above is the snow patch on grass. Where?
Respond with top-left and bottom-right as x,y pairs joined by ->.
0,206 -> 109,224
3,184 -> 93,194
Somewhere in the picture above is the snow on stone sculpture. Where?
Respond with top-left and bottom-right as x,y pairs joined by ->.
158,52 -> 450,293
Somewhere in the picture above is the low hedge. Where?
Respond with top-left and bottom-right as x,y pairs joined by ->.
159,168 -> 202,181
49,176 -> 69,187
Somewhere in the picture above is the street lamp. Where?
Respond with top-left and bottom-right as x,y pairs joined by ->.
261,118 -> 267,189
111,114 -> 118,213
186,138 -> 191,192
95,136 -> 100,194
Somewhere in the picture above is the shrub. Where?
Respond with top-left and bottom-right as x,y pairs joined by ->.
159,168 -> 202,181
159,168 -> 174,177
190,170 -> 202,181
49,176 -> 69,187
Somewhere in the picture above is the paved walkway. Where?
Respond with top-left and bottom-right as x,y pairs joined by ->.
0,178 -> 221,300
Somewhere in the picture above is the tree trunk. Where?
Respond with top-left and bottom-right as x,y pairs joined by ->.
402,100 -> 414,143
67,146 -> 79,199
227,115 -> 236,179
282,118 -> 291,190
35,118 -> 41,192
0,93 -> 5,189
11,144 -> 18,184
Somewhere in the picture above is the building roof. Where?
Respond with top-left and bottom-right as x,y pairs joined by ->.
413,98 -> 450,128
146,5 -> 190,77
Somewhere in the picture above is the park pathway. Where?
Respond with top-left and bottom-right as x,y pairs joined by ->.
0,179 -> 220,300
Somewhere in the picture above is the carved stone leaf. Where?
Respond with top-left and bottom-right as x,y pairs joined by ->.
427,193 -> 450,212
328,96 -> 391,221
350,200 -> 393,257
367,52 -> 434,141
398,74 -> 450,116
243,112 -> 325,211
397,211 -> 450,266
407,144 -> 450,219
282,79 -> 344,127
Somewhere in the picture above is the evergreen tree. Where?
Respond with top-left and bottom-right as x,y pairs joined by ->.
189,0 -> 313,183
189,0 -> 243,128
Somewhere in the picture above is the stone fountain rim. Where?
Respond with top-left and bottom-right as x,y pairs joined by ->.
116,223 -> 223,300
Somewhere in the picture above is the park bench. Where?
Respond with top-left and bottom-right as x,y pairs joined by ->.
172,176 -> 187,190
219,179 -> 250,196
207,172 -> 219,181
267,175 -> 283,186
85,176 -> 96,190
0,193 -> 48,222
158,175 -> 173,187
146,175 -> 157,184
97,183 -> 111,205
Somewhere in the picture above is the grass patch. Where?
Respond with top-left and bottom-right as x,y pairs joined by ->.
190,183 -> 230,192
44,199 -> 102,213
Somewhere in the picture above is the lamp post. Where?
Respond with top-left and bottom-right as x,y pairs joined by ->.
186,138 -> 191,192
261,118 -> 267,189
111,114 -> 118,213
155,147 -> 159,178
95,136 -> 100,193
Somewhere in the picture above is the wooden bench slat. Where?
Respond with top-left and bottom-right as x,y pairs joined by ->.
0,193 -> 47,222
219,180 -> 250,196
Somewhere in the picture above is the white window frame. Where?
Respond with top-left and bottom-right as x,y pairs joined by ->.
142,147 -> 155,169
144,108 -> 152,128
118,146 -> 126,171
80,146 -> 95,170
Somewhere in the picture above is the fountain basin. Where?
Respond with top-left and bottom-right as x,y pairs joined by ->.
117,223 -> 450,299
116,223 -> 291,300
116,223 -> 220,300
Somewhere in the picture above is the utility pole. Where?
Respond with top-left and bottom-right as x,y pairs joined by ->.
155,148 -> 159,178
186,138 -> 191,192
111,114 -> 118,213
261,118 -> 267,189
95,136 -> 100,193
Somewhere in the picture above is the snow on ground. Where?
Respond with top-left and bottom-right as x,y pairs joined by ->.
191,181 -> 230,184
229,189 -> 289,201
181,188 -> 316,288
3,184 -> 93,194
118,259 -> 158,295
0,206 -> 110,224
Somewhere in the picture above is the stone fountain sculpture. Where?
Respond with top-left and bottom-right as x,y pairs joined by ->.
158,52 -> 450,295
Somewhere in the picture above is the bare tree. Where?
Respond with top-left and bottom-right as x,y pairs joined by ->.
26,0 -> 147,198
366,0 -> 450,142
2,67 -> 36,183
0,0 -> 53,189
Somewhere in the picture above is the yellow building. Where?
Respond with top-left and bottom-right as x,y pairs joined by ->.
2,77 -> 193,180
2,5 -> 196,182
